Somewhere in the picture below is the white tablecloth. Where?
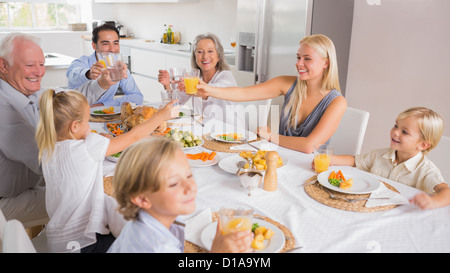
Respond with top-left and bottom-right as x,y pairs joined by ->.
92,121 -> 450,253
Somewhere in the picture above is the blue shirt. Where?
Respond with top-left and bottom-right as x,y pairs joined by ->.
107,210 -> 185,253
66,52 -> 143,106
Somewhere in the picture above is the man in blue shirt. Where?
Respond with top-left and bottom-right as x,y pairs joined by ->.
67,24 -> 143,107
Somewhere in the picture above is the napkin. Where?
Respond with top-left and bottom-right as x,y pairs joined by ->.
184,208 -> 213,248
365,182 -> 409,207
230,140 -> 279,151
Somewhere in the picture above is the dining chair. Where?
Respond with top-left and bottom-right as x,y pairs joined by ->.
428,135 -> 450,180
2,219 -> 37,253
329,107 -> 370,156
237,99 -> 272,132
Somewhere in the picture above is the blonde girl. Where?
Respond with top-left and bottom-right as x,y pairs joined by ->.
35,89 -> 178,253
196,34 -> 347,153
108,137 -> 254,253
331,107 -> 450,210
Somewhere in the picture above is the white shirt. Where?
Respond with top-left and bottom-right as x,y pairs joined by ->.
43,133 -> 125,252
355,148 -> 446,194
179,70 -> 245,129
108,210 -> 185,253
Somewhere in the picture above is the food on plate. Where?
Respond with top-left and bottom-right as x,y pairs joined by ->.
216,133 -> 242,141
328,170 -> 353,189
120,102 -> 167,133
91,129 -> 97,133
165,128 -> 202,148
93,106 -> 115,114
251,223 -> 274,250
239,150 -> 283,170
111,152 -> 122,158
106,123 -> 125,136
186,151 -> 216,161
178,112 -> 184,117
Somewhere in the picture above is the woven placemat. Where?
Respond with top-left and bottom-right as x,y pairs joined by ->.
201,133 -> 262,153
184,212 -> 295,253
103,176 -> 114,196
303,176 -> 399,213
89,114 -> 121,123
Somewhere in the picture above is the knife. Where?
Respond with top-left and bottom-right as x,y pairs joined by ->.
191,114 -> 204,127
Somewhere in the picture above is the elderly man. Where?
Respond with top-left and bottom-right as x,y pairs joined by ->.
67,24 -> 143,107
0,33 -> 109,224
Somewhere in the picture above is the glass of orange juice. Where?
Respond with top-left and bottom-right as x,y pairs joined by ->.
219,206 -> 253,235
313,144 -> 333,173
184,68 -> 200,95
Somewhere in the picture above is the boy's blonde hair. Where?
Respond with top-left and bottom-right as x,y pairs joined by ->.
113,137 -> 182,220
397,107 -> 444,154
283,34 -> 341,129
35,89 -> 88,162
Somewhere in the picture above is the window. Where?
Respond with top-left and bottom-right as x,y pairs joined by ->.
0,1 -> 88,30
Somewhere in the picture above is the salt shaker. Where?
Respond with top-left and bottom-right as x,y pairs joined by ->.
263,151 -> 279,191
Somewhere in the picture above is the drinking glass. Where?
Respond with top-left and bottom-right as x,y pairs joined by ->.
313,144 -> 333,173
97,52 -> 123,82
161,89 -> 180,106
184,68 -> 200,95
169,67 -> 186,91
219,206 -> 253,235
237,168 -> 262,196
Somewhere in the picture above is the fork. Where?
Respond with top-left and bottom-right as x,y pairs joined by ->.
191,114 -> 204,127
240,138 -> 259,150
323,187 -> 390,203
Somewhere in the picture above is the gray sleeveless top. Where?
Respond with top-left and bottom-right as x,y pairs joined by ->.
279,79 -> 341,140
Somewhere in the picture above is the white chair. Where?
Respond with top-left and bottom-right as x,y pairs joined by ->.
329,107 -> 370,155
237,99 -> 272,132
2,219 -> 37,253
428,135 -> 450,180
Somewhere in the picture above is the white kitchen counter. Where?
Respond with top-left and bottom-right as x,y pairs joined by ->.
44,52 -> 75,69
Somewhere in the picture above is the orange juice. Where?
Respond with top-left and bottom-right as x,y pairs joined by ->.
99,59 -> 106,68
184,77 -> 199,94
314,153 -> 331,173
221,217 -> 252,235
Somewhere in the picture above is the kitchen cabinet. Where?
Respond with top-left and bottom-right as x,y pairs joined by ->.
130,47 -> 190,103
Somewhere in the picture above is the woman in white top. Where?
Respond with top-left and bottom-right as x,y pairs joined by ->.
35,89 -> 178,252
159,33 -> 243,128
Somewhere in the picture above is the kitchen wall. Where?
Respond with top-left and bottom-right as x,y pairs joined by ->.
346,0 -> 450,153
92,0 -> 237,48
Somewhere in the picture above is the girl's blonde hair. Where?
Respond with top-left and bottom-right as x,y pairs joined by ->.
397,107 -> 444,154
35,89 -> 88,162
283,34 -> 341,129
113,137 -> 181,220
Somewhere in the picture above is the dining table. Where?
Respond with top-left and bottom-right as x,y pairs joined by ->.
90,108 -> 450,253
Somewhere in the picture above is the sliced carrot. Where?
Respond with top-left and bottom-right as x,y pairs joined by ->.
208,151 -> 216,160
337,170 -> 346,182
328,171 -> 336,180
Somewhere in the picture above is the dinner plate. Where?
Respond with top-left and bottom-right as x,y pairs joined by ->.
218,154 -> 288,174
317,167 -> 380,194
90,106 -> 120,116
188,154 -> 220,167
210,130 -> 257,143
200,218 -> 285,253
105,153 -> 121,163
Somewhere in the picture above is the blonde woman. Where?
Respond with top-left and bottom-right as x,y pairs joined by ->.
197,34 -> 347,153
108,137 -> 254,253
35,89 -> 178,252
330,107 -> 450,210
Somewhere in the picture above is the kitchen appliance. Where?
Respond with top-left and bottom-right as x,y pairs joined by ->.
235,0 -> 354,95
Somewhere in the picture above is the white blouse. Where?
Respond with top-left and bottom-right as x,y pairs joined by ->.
43,133 -> 126,252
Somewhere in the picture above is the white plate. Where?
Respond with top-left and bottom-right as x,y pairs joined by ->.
218,154 -> 288,174
200,218 -> 285,253
106,155 -> 120,163
90,106 -> 120,116
210,130 -> 257,143
188,154 -> 220,167
317,167 -> 380,194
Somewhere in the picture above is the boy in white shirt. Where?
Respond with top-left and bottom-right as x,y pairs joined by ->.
330,107 -> 450,210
